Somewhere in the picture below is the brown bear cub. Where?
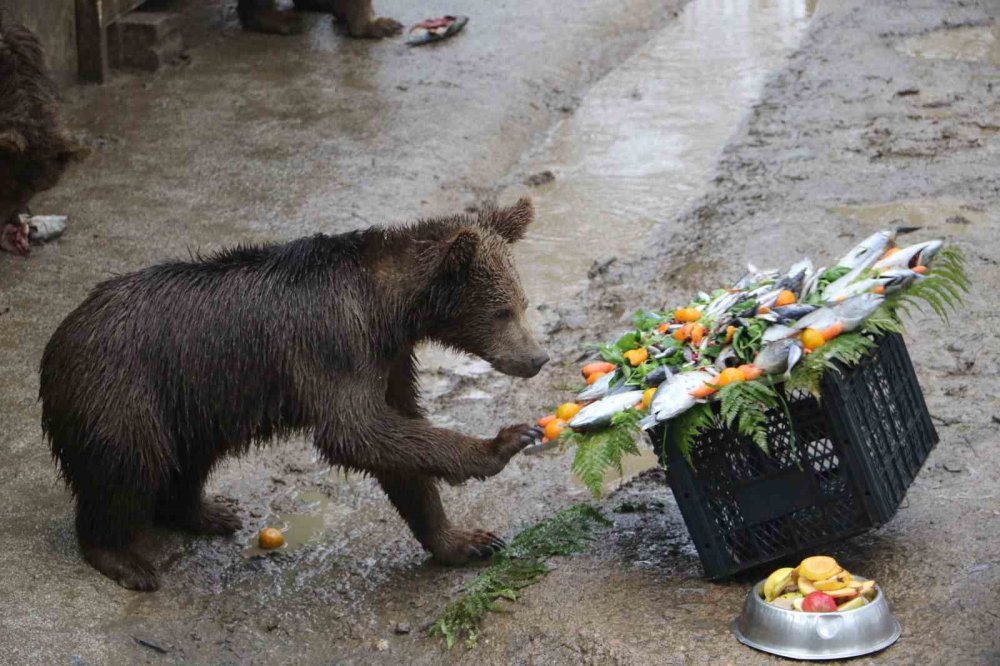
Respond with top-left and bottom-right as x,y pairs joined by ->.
40,199 -> 548,591
0,16 -> 81,254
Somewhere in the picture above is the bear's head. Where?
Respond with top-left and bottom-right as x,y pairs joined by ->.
416,198 -> 549,378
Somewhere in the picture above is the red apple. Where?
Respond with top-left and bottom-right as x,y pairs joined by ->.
802,591 -> 838,612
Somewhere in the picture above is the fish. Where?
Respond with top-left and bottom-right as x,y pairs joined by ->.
577,371 -> 614,401
801,265 -> 825,300
872,239 -> 943,271
763,324 -> 798,343
775,258 -> 814,293
639,371 -> 715,429
875,267 -> 924,294
795,293 -> 884,333
772,303 -> 819,323
836,230 -> 896,269
754,338 -> 804,377
714,346 -> 739,369
703,291 -> 742,319
643,365 -> 673,387
568,390 -> 645,431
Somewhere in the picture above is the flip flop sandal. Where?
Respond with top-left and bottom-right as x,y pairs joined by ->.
406,15 -> 468,46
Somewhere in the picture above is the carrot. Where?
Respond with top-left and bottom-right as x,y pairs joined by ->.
690,383 -> 717,399
873,285 -> 886,295
581,361 -> 615,378
738,364 -> 764,380
913,265 -> 928,274
658,322 -> 671,334
537,414 -> 557,428
821,322 -> 845,341
675,307 -> 701,323
587,371 -> 608,385
757,305 -> 771,315
673,323 -> 694,342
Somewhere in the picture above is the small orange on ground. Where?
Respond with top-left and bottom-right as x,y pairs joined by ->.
821,322 -> 845,341
690,323 -> 706,345
738,364 -> 764,380
725,325 -> 737,344
556,402 -> 582,420
537,414 -> 557,428
623,348 -> 649,366
690,382 -> 717,399
641,387 -> 657,409
544,418 -> 567,441
259,527 -> 285,550
587,371 -> 608,385
717,367 -> 747,386
800,327 -> 826,350
581,361 -> 615,378
775,290 -> 796,307
675,307 -> 701,323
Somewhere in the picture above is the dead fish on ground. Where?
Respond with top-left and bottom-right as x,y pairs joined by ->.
406,15 -> 468,46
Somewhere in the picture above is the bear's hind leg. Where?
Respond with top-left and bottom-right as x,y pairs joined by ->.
374,471 -> 506,564
155,472 -> 242,536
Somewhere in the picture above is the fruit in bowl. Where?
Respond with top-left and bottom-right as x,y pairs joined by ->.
760,556 -> 878,612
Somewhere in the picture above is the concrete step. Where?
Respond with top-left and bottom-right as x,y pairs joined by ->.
107,11 -> 185,72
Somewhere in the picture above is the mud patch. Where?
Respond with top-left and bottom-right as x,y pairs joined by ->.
897,24 -> 1000,65
831,198 -> 995,232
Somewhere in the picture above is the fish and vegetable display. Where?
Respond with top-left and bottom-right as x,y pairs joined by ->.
530,231 -> 969,496
761,556 -> 877,613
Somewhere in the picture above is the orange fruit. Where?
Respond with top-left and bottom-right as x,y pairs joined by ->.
872,285 -> 885,295
913,265 -> 928,274
725,325 -> 737,344
581,361 -> 615,378
623,348 -> 649,366
556,402 -> 582,420
537,414 -> 557,428
641,387 -> 657,409
673,323 -> 693,342
657,322 -> 670,334
775,290 -> 796,307
587,371 -> 607,385
757,305 -> 771,315
800,328 -> 826,351
544,418 -> 567,441
690,382 -> 717,399
690,323 -> 706,345
259,527 -> 285,550
675,307 -> 701,323
717,367 -> 747,386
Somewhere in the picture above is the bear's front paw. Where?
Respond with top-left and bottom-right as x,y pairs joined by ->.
353,16 -> 403,39
480,423 -> 535,474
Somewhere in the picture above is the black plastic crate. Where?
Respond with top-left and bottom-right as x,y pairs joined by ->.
650,333 -> 938,579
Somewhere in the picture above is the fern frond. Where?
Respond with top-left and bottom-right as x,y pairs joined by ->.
786,333 -> 876,399
669,402 -> 716,465
860,303 -> 905,337
719,380 -> 780,454
563,409 -> 644,498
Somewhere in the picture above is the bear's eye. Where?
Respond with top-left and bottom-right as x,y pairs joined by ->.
494,308 -> 515,321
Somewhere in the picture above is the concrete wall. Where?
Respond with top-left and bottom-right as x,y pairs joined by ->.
1,0 -> 78,86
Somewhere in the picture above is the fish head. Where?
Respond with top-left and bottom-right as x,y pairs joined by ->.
425,199 -> 548,378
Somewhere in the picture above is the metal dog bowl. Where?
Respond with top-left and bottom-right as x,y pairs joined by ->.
732,578 -> 901,660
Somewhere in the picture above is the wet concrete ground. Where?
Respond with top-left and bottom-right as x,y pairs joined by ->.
2,0 -> 999,663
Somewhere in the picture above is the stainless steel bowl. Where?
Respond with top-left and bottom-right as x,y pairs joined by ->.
732,578 -> 900,660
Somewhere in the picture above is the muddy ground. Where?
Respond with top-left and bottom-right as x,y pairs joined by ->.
1,0 -> 999,664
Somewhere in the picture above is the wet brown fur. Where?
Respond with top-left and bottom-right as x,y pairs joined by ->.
40,199 -> 547,591
0,16 -> 80,252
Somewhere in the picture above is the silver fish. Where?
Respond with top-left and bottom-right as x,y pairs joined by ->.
821,262 -> 871,303
643,365 -> 673,387
836,230 -> 896,269
775,258 -> 814,293
796,293 -> 884,333
876,267 -> 924,294
715,346 -> 739,369
639,371 -> 715,429
872,239 -> 943,271
763,324 -> 798,343
576,371 -> 614,401
773,303 -> 819,322
569,390 -> 645,431
801,265 -> 825,299
754,338 -> 804,377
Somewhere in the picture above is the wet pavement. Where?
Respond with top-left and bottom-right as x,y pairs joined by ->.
2,0 -> 1000,663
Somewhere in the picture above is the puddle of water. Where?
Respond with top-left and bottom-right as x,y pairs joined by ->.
511,0 -> 816,304
897,25 -> 1000,65
570,446 -> 661,494
244,489 -> 337,557
831,198 -> 994,230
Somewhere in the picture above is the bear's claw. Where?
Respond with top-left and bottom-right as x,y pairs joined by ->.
82,545 -> 160,591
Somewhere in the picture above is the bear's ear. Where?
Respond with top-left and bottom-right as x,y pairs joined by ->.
0,129 -> 27,155
478,197 -> 534,243
439,228 -> 479,274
